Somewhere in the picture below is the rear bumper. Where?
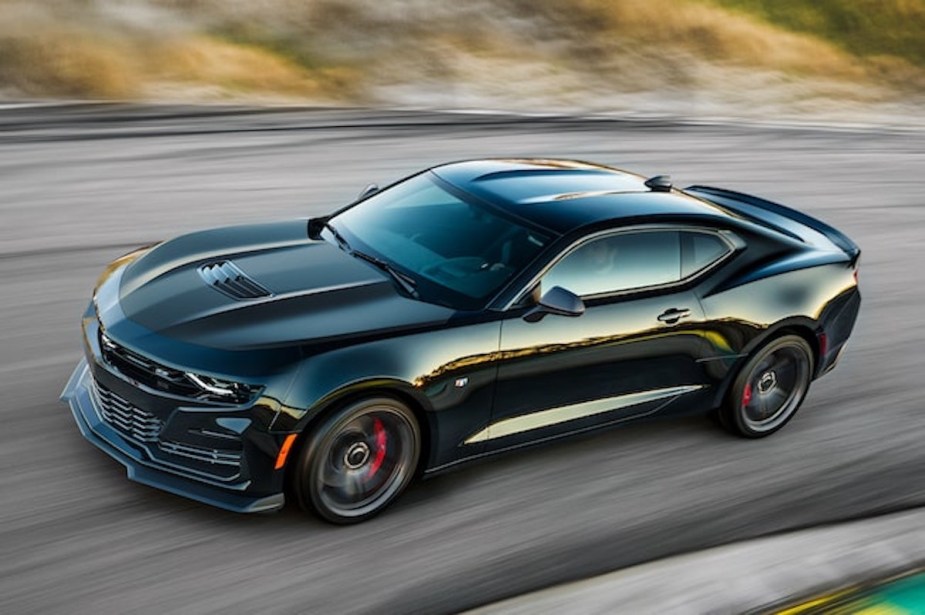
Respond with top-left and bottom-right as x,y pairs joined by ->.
61,359 -> 285,513
820,342 -> 849,376
817,286 -> 861,377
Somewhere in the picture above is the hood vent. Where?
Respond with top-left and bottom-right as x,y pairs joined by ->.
198,261 -> 272,300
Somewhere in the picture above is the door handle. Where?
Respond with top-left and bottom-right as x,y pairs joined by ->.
657,307 -> 691,324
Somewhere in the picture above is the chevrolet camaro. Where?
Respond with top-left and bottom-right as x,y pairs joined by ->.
62,159 -> 861,523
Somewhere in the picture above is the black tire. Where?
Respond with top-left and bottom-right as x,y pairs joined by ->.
293,396 -> 421,524
718,334 -> 814,438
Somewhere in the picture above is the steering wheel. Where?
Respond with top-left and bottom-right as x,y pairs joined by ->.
422,257 -> 487,278
423,256 -> 515,279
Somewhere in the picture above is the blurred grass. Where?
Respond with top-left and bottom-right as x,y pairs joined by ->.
704,0 -> 925,65
0,29 -> 350,100
0,0 -> 923,107
0,0 -> 359,101
515,0 -> 866,77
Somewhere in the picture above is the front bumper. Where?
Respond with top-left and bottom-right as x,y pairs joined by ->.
61,358 -> 286,514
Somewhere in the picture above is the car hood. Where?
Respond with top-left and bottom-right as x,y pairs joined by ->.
119,220 -> 455,350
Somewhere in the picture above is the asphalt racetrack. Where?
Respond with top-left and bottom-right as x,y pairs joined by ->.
1,105 -> 923,613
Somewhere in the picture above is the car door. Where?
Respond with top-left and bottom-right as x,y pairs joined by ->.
472,227 -> 723,449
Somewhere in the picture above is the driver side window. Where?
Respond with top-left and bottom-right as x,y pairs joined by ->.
540,231 -> 682,297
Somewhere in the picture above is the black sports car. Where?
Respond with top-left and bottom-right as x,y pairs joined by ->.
62,159 -> 861,523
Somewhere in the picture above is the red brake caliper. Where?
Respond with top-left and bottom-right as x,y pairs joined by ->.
368,417 -> 387,478
742,382 -> 753,408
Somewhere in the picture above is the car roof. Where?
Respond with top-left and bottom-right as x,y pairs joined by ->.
432,159 -> 733,235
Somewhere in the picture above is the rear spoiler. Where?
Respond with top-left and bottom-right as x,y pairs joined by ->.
685,185 -> 860,264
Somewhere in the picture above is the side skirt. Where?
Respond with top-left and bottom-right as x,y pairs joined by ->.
424,384 -> 705,476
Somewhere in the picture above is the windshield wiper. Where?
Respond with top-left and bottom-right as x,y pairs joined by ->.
320,220 -> 417,298
351,250 -> 419,298
323,220 -> 351,253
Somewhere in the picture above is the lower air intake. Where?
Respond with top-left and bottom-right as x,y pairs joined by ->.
93,381 -> 163,444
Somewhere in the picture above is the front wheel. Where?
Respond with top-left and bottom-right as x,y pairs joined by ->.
293,397 -> 421,524
719,335 -> 814,438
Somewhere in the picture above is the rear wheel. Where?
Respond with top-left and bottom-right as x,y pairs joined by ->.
294,397 -> 421,524
719,335 -> 814,438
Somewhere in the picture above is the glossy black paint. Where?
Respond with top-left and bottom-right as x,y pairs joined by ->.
61,158 -> 861,513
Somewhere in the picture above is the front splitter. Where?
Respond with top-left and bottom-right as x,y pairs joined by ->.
61,359 -> 285,514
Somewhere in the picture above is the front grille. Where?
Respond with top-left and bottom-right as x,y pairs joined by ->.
198,261 -> 271,300
99,332 -> 258,404
100,333 -> 201,397
93,381 -> 163,444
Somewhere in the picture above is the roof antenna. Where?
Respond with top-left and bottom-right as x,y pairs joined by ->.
645,175 -> 673,192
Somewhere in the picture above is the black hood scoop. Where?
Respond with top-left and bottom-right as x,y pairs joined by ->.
118,220 -> 455,350
198,261 -> 272,300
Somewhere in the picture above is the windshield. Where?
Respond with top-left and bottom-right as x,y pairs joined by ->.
327,172 -> 552,310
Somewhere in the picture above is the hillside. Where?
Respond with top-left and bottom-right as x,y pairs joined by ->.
1,0 -> 923,119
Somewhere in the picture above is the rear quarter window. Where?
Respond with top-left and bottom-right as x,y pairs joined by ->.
681,231 -> 732,278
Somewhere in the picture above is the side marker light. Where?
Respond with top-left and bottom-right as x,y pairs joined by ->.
275,434 -> 298,470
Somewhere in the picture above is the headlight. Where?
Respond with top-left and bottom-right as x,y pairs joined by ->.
185,372 -> 260,403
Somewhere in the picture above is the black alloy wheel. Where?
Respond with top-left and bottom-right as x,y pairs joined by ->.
720,334 -> 814,438
294,397 -> 421,523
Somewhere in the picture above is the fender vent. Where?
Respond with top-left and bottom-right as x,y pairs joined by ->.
198,261 -> 272,300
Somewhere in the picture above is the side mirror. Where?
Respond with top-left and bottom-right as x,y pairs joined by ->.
523,286 -> 585,323
358,183 -> 379,201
